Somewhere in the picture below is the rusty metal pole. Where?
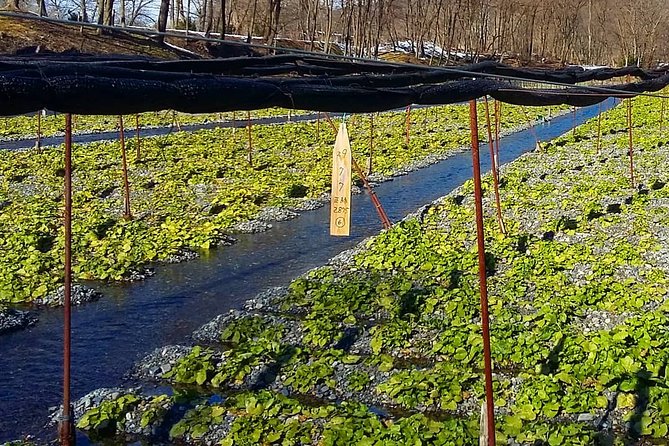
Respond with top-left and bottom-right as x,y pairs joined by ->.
494,100 -> 501,176
522,107 -> 542,152
58,113 -> 75,446
627,98 -> 636,188
469,100 -> 496,446
135,114 -> 141,160
483,97 -> 506,235
596,103 -> 602,155
367,114 -> 374,175
661,98 -> 666,133
405,105 -> 412,146
351,156 -> 391,230
119,116 -> 132,220
246,111 -> 253,167
324,112 -> 339,134
36,110 -> 42,151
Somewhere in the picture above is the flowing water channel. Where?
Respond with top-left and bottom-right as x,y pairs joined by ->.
0,99 -> 615,443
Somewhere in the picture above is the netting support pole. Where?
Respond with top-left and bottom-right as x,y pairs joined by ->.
494,100 -> 501,176
661,98 -> 666,133
368,114 -> 374,175
469,100 -> 496,446
135,114 -> 141,160
324,112 -> 338,134
627,98 -> 636,188
246,111 -> 253,167
58,113 -> 75,446
325,113 -> 391,230
483,97 -> 506,235
596,103 -> 602,155
119,116 -> 132,220
36,110 -> 42,152
405,105 -> 412,147
351,156 -> 391,230
522,107 -> 542,152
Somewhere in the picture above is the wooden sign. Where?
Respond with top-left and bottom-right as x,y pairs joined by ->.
330,123 -> 352,236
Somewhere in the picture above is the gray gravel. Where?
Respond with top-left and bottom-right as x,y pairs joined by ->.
33,284 -> 103,307
132,345 -> 193,381
0,309 -> 38,334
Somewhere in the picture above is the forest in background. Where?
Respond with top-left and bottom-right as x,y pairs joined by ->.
3,0 -> 669,67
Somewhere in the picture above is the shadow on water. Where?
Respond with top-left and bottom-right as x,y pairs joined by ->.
0,99 -> 616,443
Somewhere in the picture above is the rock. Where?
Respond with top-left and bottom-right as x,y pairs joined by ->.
256,207 -> 299,222
230,220 -> 272,234
33,284 -> 103,307
577,413 -> 596,422
0,308 -> 38,335
132,345 -> 192,380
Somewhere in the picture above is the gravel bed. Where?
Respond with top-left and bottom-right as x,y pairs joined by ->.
0,309 -> 38,334
132,345 -> 193,381
33,284 -> 103,307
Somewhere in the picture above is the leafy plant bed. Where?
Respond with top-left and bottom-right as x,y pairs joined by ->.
0,102 -> 559,306
0,108 -> 310,142
74,94 -> 669,444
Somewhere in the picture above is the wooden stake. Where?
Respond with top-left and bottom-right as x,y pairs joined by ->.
119,116 -> 132,220
330,123 -> 352,236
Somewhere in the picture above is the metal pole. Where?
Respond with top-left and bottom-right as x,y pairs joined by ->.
324,112 -> 338,134
351,156 -> 391,230
36,110 -> 42,151
596,103 -> 602,155
405,105 -> 412,147
246,111 -> 253,167
135,114 -> 141,160
522,107 -> 542,152
572,107 -> 576,137
494,100 -> 501,176
469,100 -> 496,446
58,114 -> 75,446
483,97 -> 506,235
368,114 -> 374,175
317,112 -> 321,138
661,98 -> 666,133
627,98 -> 636,188
119,116 -> 132,220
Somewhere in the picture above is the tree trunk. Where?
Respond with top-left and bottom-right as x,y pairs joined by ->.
157,0 -> 170,42
38,0 -> 46,16
220,0 -> 226,38
103,0 -> 114,25
120,0 -> 126,26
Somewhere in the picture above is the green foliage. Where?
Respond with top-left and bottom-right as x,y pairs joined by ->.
77,394 -> 140,432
